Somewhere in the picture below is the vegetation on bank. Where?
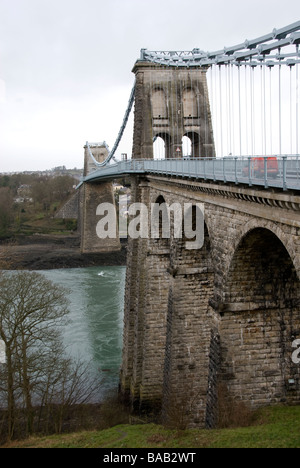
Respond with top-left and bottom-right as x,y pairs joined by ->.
0,271 -> 101,442
0,173 -> 78,239
2,405 -> 300,448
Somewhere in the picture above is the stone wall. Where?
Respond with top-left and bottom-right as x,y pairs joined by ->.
120,175 -> 300,427
80,181 -> 120,253
55,190 -> 79,220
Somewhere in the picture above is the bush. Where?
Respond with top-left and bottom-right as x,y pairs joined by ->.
217,383 -> 254,428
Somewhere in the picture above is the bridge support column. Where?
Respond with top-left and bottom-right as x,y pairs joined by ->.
80,181 -> 120,253
120,179 -> 171,414
161,234 -> 217,428
120,171 -> 300,427
138,251 -> 170,413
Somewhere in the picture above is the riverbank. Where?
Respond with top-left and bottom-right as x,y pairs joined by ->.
0,234 -> 127,270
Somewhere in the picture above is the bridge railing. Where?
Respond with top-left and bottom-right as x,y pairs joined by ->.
83,156 -> 300,191
143,156 -> 300,191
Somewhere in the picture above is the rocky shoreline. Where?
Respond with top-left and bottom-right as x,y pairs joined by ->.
0,234 -> 127,270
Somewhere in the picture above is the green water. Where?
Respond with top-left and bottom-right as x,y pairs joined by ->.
40,266 -> 126,398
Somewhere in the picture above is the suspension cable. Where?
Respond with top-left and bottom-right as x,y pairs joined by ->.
290,63 -> 294,154
250,64 -> 255,156
219,65 -> 224,156
297,44 -> 299,155
142,21 -> 300,68
244,64 -> 249,155
238,64 -> 242,156
87,81 -> 136,167
262,59 -> 267,155
231,64 -> 235,156
268,62 -> 274,155
278,49 -> 282,156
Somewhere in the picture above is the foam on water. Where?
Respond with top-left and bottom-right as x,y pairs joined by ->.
40,266 -> 126,398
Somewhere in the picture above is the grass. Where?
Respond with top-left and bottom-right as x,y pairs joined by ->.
9,208 -> 77,237
2,405 -> 300,449
0,199 -> 78,240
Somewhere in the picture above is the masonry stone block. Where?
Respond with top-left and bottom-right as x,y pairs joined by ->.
119,175 -> 300,427
80,181 -> 120,253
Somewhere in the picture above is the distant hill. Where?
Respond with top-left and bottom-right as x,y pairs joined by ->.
0,167 -> 83,181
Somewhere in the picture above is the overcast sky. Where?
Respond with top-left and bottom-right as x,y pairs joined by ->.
0,0 -> 299,172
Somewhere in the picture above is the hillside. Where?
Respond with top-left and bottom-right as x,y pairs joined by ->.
3,405 -> 300,448
0,171 -> 79,240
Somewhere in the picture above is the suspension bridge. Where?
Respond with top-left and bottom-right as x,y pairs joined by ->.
82,20 -> 300,191
79,22 -> 300,428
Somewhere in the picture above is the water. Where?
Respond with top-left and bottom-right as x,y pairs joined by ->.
39,266 -> 126,399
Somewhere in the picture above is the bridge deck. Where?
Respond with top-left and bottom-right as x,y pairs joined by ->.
83,156 -> 300,192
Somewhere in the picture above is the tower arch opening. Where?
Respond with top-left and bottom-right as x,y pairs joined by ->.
153,133 -> 171,159
183,132 -> 201,158
182,136 -> 192,157
153,136 -> 166,159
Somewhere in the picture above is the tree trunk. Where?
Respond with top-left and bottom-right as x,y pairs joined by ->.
6,349 -> 15,440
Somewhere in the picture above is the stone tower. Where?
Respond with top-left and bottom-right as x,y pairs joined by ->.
132,61 -> 215,160
80,142 -> 120,253
83,141 -> 110,177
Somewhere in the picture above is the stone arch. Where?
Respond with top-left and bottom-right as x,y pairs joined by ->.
219,225 -> 300,408
224,219 -> 300,283
224,227 -> 300,308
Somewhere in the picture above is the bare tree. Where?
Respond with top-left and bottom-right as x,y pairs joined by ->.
0,271 -> 70,437
30,175 -> 76,213
0,271 -> 102,441
39,357 -> 99,434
